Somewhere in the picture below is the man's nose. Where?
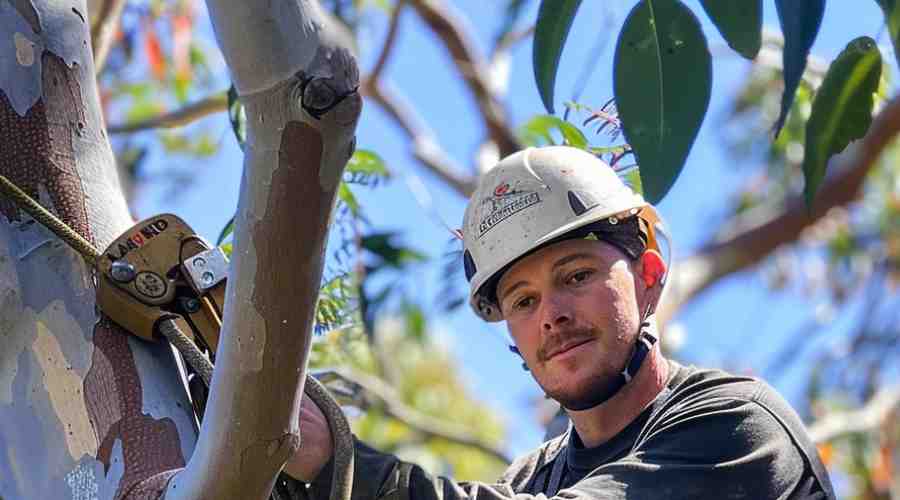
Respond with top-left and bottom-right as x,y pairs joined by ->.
541,293 -> 572,332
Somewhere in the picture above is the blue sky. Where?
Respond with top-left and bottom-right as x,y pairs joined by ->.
131,0 -> 889,461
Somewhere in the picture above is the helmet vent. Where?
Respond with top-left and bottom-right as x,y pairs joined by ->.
568,190 -> 589,215
463,249 -> 477,281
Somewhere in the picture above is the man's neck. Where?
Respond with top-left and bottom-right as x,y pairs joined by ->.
566,346 -> 669,448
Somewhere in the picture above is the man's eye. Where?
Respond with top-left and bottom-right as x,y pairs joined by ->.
513,296 -> 535,310
568,269 -> 594,285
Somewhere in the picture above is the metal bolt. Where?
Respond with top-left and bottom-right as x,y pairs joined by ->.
192,257 -> 206,268
608,216 -> 619,225
110,260 -> 136,283
201,271 -> 215,285
181,297 -> 201,313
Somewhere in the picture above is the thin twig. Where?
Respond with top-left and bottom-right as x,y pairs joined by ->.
364,81 -> 476,196
808,386 -> 900,443
314,367 -> 512,464
367,0 -> 405,86
106,92 -> 228,134
91,0 -> 128,75
407,0 -> 520,156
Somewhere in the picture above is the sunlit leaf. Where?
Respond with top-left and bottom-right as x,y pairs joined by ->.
699,0 -> 762,59
338,182 -> 361,216
614,0 -> 711,203
875,0 -> 900,68
345,149 -> 390,186
518,115 -> 588,149
803,36 -> 881,209
532,0 -> 583,113
773,0 -> 826,136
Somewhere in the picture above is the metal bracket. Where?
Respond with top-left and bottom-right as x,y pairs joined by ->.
182,246 -> 229,292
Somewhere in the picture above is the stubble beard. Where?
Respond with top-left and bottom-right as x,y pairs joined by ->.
544,369 -> 622,411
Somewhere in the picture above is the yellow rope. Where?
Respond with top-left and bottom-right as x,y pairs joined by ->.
0,174 -> 100,267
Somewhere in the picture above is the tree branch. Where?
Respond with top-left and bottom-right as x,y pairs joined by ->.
808,387 -> 900,443
407,0 -> 520,157
659,94 -> 900,324
364,81 -> 476,196
315,368 -> 512,465
165,0 -> 362,497
106,92 -> 228,134
90,0 -> 127,75
367,0 -> 405,87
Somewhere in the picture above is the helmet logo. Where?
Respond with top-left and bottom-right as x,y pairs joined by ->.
476,182 -> 541,238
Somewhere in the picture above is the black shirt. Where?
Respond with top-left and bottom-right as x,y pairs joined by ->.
308,361 -> 835,500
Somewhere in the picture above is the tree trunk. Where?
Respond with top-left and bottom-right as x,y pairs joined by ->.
0,0 -> 360,498
0,1 -> 198,499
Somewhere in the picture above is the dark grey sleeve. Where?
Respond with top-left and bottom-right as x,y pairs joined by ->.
307,437 -> 532,500
308,392 -> 830,500
559,395 -> 830,500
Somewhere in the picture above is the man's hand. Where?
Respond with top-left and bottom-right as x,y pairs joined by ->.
284,392 -> 335,482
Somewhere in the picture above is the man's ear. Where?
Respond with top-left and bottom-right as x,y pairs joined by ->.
638,250 -> 666,311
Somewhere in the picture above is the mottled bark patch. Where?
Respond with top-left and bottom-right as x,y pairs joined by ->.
0,53 -> 187,498
250,121 -> 329,397
0,54 -> 91,241
85,318 -> 185,500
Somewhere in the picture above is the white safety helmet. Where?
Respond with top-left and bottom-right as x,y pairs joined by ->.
462,146 -> 663,322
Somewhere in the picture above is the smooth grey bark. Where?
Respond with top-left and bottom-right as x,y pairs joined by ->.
163,0 -> 361,498
0,0 -> 197,499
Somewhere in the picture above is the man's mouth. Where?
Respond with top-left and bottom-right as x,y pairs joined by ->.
545,337 -> 595,361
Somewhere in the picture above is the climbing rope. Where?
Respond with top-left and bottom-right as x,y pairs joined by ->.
0,173 -> 353,500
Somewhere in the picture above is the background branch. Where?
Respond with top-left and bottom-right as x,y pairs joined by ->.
315,368 -> 512,464
408,0 -> 520,157
106,92 -> 228,134
809,387 -> 900,443
659,94 -> 900,324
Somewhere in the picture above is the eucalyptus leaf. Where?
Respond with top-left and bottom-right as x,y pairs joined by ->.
875,0 -> 900,69
347,149 -> 389,176
519,115 -> 588,149
533,0 -> 583,113
773,0 -> 826,136
803,36 -> 882,209
613,0 -> 711,203
699,0 -> 762,59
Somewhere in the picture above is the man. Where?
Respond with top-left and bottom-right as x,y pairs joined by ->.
285,146 -> 835,499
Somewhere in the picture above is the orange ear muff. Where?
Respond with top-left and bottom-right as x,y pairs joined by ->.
641,249 -> 666,288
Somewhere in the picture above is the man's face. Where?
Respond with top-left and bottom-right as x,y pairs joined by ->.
497,238 -> 653,410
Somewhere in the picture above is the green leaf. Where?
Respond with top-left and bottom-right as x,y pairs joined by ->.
699,0 -> 762,59
518,115 -> 588,149
362,232 -> 427,270
227,84 -> 247,150
613,0 -> 711,203
347,149 -> 389,177
402,301 -> 427,343
875,0 -> 900,69
532,0 -> 583,113
773,0 -> 826,136
338,182 -> 361,216
216,216 -> 235,245
802,36 -> 882,209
